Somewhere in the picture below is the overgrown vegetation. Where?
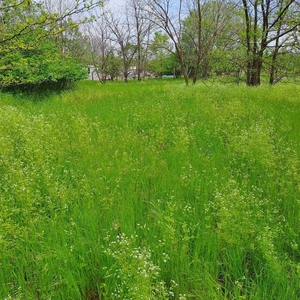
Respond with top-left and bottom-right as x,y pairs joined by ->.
0,80 -> 300,299
0,0 -> 99,90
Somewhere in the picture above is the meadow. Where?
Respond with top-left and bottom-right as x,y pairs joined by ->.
0,79 -> 300,299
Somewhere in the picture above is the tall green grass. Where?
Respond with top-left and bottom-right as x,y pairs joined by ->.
1,80 -> 300,299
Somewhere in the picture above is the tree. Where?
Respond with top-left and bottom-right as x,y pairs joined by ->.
0,1 -> 99,89
126,0 -> 151,81
0,0 -> 104,46
41,0 -> 105,21
146,0 -> 190,85
183,0 -> 203,84
85,9 -> 115,83
40,0 -> 106,56
106,10 -> 138,82
182,0 -> 236,83
106,53 -> 122,80
0,1 -> 39,45
267,2 -> 300,84
148,31 -> 177,77
241,0 -> 300,86
0,29 -> 87,89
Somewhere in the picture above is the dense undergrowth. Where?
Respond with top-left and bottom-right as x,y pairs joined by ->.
0,80 -> 300,299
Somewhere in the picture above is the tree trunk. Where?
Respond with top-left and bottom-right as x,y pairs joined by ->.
182,69 -> 189,86
192,0 -> 202,85
124,72 -> 129,83
179,57 -> 189,85
192,72 -> 197,85
177,47 -> 189,86
269,27 -> 281,85
246,57 -> 262,86
192,52 -> 203,84
137,36 -> 142,81
269,59 -> 277,85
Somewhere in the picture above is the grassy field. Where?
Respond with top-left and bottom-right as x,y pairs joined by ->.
0,79 -> 300,299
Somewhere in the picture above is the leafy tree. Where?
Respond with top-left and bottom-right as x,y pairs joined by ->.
106,53 -> 122,80
0,0 -> 102,89
147,32 -> 174,77
0,30 -> 87,89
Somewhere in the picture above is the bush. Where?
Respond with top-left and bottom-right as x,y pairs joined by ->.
0,34 -> 87,91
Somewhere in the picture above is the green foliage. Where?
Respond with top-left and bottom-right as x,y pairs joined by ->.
148,53 -> 179,77
181,1 -> 242,80
0,38 -> 87,90
264,50 -> 300,82
106,54 -> 123,80
210,48 -> 244,79
0,81 -> 300,299
148,32 -> 179,76
0,1 -> 88,90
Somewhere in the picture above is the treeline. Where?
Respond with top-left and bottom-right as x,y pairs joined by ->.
86,0 -> 300,86
1,0 -> 300,89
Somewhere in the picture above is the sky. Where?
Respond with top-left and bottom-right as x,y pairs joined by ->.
106,0 -> 126,9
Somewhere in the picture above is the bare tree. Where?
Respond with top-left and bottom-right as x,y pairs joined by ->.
183,0 -> 235,83
146,0 -> 190,85
106,9 -> 138,82
268,1 -> 300,84
85,9 -> 115,83
241,0 -> 300,86
40,0 -> 106,54
182,0 -> 204,84
126,0 -> 152,81
41,0 -> 105,19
